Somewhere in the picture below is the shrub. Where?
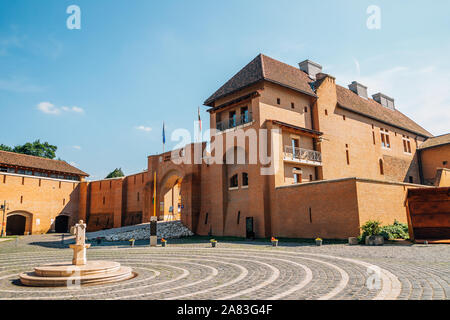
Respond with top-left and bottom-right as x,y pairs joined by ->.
380,220 -> 409,240
358,220 -> 382,244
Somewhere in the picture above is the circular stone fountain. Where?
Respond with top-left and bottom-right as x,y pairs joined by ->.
19,221 -> 134,287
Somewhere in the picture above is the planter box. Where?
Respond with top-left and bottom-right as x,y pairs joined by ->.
315,240 -> 323,246
348,237 -> 359,245
272,241 -> 278,247
211,242 -> 217,248
365,235 -> 384,246
161,242 -> 167,247
129,240 -> 135,247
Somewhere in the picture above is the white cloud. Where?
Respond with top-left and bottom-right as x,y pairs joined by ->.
37,102 -> 84,115
62,106 -> 84,113
335,62 -> 450,136
73,146 -> 81,150
37,102 -> 60,114
136,125 -> 152,132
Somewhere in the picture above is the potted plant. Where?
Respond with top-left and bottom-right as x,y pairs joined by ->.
210,239 -> 217,247
315,238 -> 323,246
161,238 -> 167,247
361,220 -> 384,246
271,237 -> 278,247
129,238 -> 135,247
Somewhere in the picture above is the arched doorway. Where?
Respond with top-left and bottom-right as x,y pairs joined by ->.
160,170 -> 184,221
55,215 -> 69,233
6,215 -> 26,235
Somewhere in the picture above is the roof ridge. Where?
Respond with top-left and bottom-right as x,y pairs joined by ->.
0,149 -> 64,162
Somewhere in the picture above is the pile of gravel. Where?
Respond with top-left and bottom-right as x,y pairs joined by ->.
86,220 -> 194,242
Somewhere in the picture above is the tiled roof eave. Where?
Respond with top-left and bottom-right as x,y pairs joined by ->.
418,141 -> 450,151
337,103 -> 431,138
204,78 -> 317,107
263,78 -> 317,98
204,79 -> 264,107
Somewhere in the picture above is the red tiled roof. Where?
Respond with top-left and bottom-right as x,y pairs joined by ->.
418,133 -> 450,150
335,85 -> 432,138
204,54 -> 316,106
0,150 -> 89,176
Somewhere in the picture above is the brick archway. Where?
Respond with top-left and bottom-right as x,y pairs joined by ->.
6,211 -> 33,235
144,143 -> 203,233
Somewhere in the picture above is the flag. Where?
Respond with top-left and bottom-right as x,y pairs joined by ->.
198,107 -> 202,131
162,122 -> 165,144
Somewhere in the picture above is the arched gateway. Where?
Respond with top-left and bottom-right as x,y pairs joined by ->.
142,143 -> 204,233
6,211 -> 33,235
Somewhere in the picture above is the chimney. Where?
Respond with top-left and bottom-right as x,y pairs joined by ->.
299,60 -> 322,80
348,81 -> 368,99
372,93 -> 395,110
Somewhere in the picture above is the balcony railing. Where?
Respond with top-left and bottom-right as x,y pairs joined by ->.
216,112 -> 253,132
284,146 -> 322,164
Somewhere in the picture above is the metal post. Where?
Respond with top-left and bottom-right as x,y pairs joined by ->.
1,200 -> 6,237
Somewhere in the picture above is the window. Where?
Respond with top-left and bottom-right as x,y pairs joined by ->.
25,170 -> 32,176
372,131 -> 376,145
137,192 -> 140,202
304,106 -> 308,113
293,167 -> 302,184
18,169 -> 25,174
237,211 -> 241,224
291,102 -> 295,109
277,98 -> 281,105
309,174 -> 313,181
241,106 -> 249,123
3,175 -> 6,183
63,198 -> 66,206
325,109 -> 328,116
103,197 -> 105,205
242,173 -> 248,186
346,150 -> 350,165
343,115 -> 346,121
134,176 -> 136,184
204,213 -> 209,225
380,128 -> 390,148
444,161 -> 448,166
229,110 -> 236,127
402,136 -> 411,153
409,176 -> 414,183
59,181 -> 61,189
379,159 -> 384,175
0,166 -> 7,172
309,207 -> 312,223
229,174 -> 238,188
20,196 -> 23,204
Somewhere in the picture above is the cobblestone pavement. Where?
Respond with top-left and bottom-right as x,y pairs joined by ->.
0,234 -> 448,300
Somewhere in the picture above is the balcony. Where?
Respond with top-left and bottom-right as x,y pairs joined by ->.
216,112 -> 253,132
284,146 -> 322,166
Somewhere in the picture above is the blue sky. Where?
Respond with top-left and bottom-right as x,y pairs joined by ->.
1,0 -> 449,180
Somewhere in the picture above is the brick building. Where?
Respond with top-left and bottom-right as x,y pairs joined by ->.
1,54 -> 448,238
0,151 -> 88,236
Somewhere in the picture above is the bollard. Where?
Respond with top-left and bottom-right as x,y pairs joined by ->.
61,234 -> 65,245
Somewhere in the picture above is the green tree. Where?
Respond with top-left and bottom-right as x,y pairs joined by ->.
0,140 -> 57,159
13,140 -> 57,159
0,144 -> 13,152
105,168 -> 125,179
